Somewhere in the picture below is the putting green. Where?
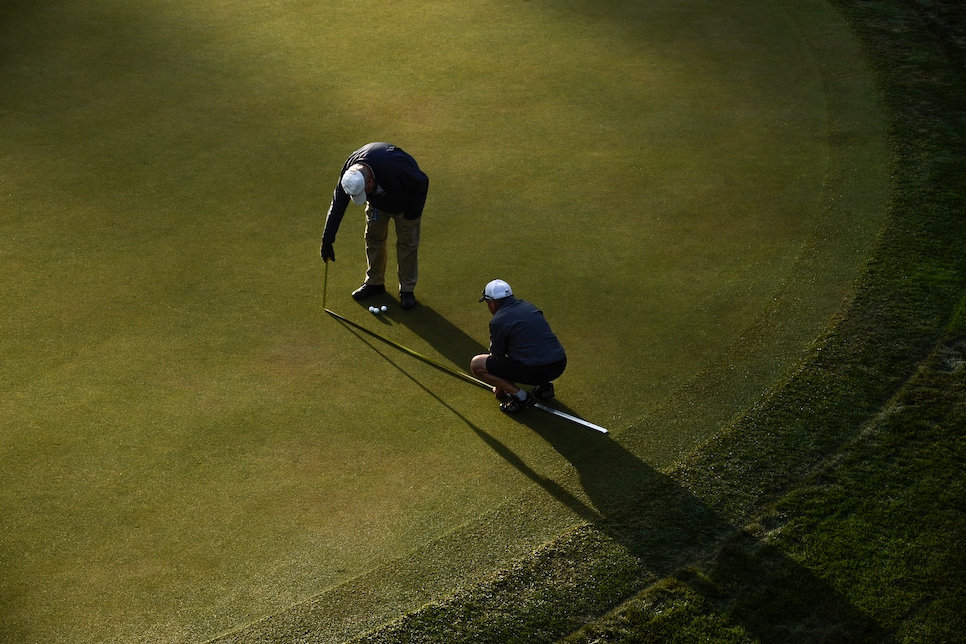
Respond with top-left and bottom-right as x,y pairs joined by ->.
0,0 -> 885,641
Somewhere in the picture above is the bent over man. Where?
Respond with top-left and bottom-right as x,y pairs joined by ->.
320,143 -> 429,310
471,279 -> 567,414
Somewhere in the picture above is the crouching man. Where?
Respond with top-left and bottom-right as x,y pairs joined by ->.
470,279 -> 567,414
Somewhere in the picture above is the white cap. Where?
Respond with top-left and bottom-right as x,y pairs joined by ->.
340,164 -> 368,205
479,279 -> 513,302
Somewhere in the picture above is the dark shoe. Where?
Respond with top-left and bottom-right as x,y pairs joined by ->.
500,391 -> 535,414
493,387 -> 513,402
533,383 -> 555,399
400,291 -> 416,310
352,283 -> 385,300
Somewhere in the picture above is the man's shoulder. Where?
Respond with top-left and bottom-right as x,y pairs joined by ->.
491,299 -> 515,320
495,297 -> 535,318
506,297 -> 537,312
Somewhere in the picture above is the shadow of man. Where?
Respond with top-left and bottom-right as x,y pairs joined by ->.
501,404 -> 886,643
329,316 -> 884,642
394,303 -> 487,373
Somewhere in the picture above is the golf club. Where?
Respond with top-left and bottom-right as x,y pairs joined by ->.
322,259 -> 329,309
325,308 -> 609,433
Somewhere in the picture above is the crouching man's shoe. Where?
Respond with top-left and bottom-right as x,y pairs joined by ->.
500,391 -> 535,414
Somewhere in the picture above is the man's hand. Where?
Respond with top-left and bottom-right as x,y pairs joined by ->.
320,241 -> 335,262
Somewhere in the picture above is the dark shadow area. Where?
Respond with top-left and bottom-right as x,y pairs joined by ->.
343,297 -> 486,361
511,408 -> 885,641
394,303 -> 487,374
340,322 -> 601,524
334,319 -> 885,643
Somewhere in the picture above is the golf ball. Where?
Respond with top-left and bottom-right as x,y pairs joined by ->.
381,305 -> 388,313
369,306 -> 378,313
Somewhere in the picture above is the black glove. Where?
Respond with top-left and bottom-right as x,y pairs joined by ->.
320,241 -> 335,262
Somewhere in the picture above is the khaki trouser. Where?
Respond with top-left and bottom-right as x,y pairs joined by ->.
364,204 -> 420,292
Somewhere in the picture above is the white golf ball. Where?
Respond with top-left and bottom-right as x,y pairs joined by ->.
369,306 -> 377,313
381,305 -> 388,313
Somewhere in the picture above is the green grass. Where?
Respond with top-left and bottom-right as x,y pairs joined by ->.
1,0 -> 959,641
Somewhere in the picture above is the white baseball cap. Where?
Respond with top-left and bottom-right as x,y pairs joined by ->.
340,164 -> 368,205
479,279 -> 513,302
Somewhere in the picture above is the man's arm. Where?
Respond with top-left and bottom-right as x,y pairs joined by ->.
322,187 -> 350,243
322,146 -> 375,251
320,169 -> 352,260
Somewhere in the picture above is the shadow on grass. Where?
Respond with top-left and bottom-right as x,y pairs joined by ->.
339,298 -> 487,370
331,317 -> 885,642
394,303 -> 487,374
505,407 -> 886,642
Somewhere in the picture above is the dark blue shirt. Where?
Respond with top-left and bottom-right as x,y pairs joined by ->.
489,297 -> 567,367
322,143 -> 429,243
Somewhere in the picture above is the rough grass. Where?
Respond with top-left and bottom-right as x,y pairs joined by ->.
342,0 -> 966,641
